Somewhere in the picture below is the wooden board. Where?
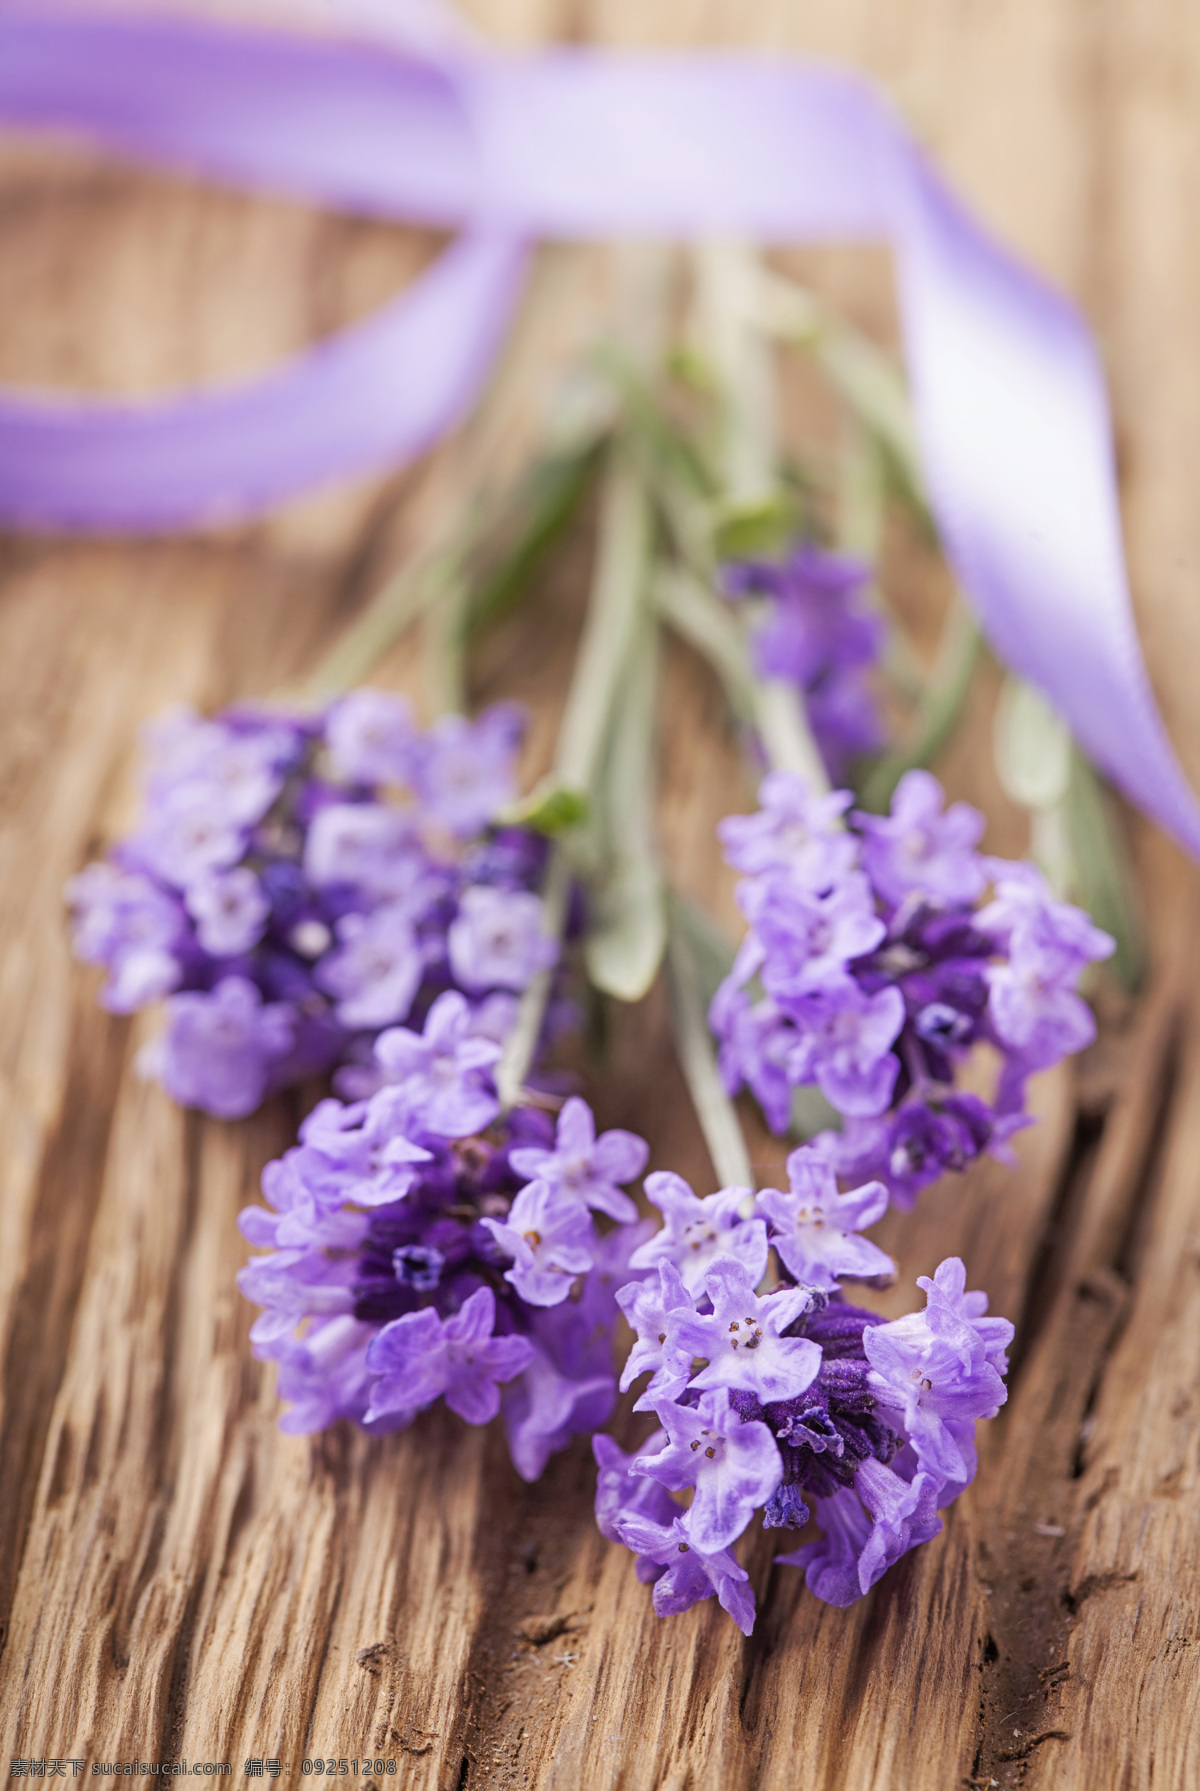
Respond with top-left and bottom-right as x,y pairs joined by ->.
3,3 -> 1200,1786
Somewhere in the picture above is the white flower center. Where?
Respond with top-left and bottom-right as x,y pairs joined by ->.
727,1315 -> 764,1352
682,1219 -> 718,1253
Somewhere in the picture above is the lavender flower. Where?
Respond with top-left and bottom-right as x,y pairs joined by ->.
314,904 -> 422,1030
325,687 -> 419,786
777,1456 -> 944,1607
601,1182 -> 1012,1629
239,1061 -> 649,1479
302,801 -> 427,904
633,1387 -> 783,1552
516,1219 -> 653,1479
508,1095 -> 648,1223
616,1262 -> 697,1411
723,542 -> 885,780
372,991 -> 502,1136
785,982 -> 905,1116
185,866 -> 270,957
718,775 -> 856,885
711,769 -> 1114,1207
673,1258 -> 823,1403
481,1179 -> 596,1306
978,858 -> 1115,1073
65,863 -> 183,1011
447,885 -> 558,993
862,1256 -> 1012,1485
856,770 -> 986,908
67,693 -> 552,1119
629,1172 -> 768,1293
754,1143 -> 893,1290
594,1432 -> 676,1578
364,1287 -> 535,1427
611,1509 -> 756,1635
142,975 -> 294,1119
288,1089 -> 433,1208
412,705 -> 524,837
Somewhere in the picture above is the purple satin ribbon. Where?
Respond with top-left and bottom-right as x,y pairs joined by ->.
3,7 -> 1199,864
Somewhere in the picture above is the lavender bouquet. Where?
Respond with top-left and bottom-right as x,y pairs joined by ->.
240,1079 -> 651,1480
601,1199 -> 1010,1630
66,691 -> 549,1118
710,768 -> 1113,1206
64,247 -> 1120,1635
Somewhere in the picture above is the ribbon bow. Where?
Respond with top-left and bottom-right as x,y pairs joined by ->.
2,3 -> 1198,862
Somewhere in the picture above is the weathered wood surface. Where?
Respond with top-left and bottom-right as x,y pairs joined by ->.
3,2 -> 1200,1786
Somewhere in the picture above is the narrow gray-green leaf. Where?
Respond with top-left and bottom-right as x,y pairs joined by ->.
860,598 -> 981,812
1065,750 -> 1146,992
584,605 -> 666,1003
586,857 -> 668,1002
994,676 -> 1072,812
653,564 -> 758,727
667,917 -> 753,1191
495,847 -> 572,1110
668,891 -> 737,1014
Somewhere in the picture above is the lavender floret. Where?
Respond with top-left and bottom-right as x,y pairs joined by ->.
723,542 -> 885,781
710,768 -> 1114,1208
600,1173 -> 1013,1630
67,691 -> 552,1119
239,1078 -> 650,1481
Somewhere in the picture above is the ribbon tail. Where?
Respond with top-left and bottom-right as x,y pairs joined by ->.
0,228 -> 528,532
892,147 -> 1200,860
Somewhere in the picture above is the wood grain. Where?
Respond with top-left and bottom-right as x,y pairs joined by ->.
3,2 -> 1200,1786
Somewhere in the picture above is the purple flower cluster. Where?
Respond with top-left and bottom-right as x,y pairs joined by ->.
66,690 -> 556,1118
711,769 -> 1113,1207
597,1143 -> 1012,1631
238,1038 -> 651,1480
723,543 -> 885,780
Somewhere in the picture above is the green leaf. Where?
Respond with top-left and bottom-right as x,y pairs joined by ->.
583,591 -> 666,1003
666,915 -> 753,1191
859,600 -> 981,812
1064,750 -> 1146,992
668,892 -> 737,1012
993,677 -> 1072,812
585,856 -> 668,1003
499,782 -> 591,837
464,439 -> 603,642
711,491 -> 798,561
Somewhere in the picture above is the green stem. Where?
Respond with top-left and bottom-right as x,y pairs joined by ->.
667,903 -> 754,1191
753,266 -> 925,519
496,443 -> 655,1105
422,566 -> 470,718
461,440 -> 603,644
553,447 -> 653,796
498,246 -> 671,1104
584,601 -> 667,1003
296,542 -> 466,704
744,620 -> 831,792
693,240 -> 777,506
836,414 -> 887,561
294,245 -> 602,706
653,563 -> 758,726
1064,750 -> 1145,992
495,846 -> 572,1110
860,598 -> 982,812
653,562 -> 829,792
